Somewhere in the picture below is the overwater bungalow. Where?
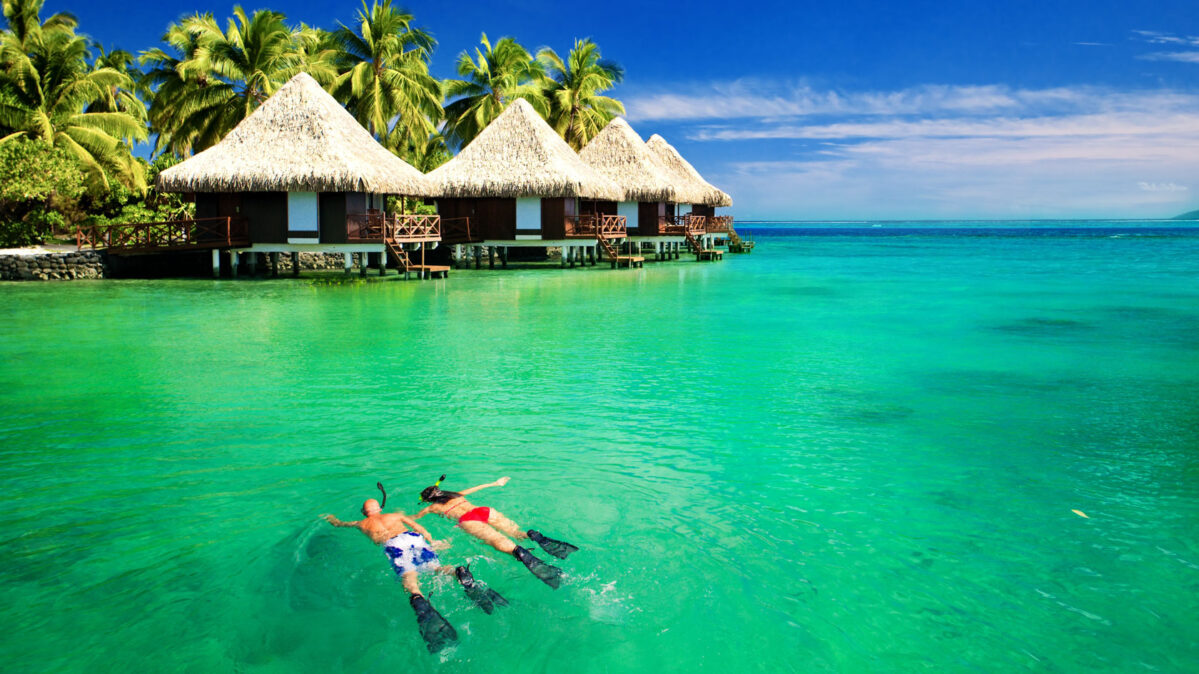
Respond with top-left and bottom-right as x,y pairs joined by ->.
147,72 -> 445,277
428,99 -> 634,268
646,135 -> 746,254
578,118 -> 692,261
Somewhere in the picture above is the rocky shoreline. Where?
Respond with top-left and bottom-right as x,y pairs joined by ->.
0,250 -> 106,281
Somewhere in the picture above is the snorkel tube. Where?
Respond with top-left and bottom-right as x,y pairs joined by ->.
376,481 -> 387,509
419,475 -> 447,503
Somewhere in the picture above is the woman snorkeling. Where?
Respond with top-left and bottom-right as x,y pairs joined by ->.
414,476 -> 578,589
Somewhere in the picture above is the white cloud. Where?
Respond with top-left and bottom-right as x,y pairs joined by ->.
1140,51 -> 1199,63
626,77 -> 1199,219
1138,182 -> 1189,192
1133,30 -> 1199,47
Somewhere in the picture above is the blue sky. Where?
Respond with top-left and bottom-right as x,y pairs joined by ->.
49,0 -> 1199,219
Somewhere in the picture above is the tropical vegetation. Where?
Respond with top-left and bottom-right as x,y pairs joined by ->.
0,0 -> 626,246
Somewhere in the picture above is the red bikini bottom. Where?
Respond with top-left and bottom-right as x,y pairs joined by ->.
458,506 -> 491,525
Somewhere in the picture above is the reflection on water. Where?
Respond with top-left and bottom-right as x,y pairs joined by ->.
1,225 -> 1198,672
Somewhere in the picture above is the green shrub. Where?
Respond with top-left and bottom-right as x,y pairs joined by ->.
0,139 -> 85,247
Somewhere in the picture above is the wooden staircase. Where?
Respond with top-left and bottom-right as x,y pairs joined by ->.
384,234 -> 449,279
683,218 -> 723,261
593,214 -> 642,268
597,233 -> 643,268
384,237 -> 412,274
727,224 -> 754,253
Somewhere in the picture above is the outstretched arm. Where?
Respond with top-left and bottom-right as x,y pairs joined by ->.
412,505 -> 433,519
460,476 -> 510,496
322,514 -> 359,529
401,516 -> 440,546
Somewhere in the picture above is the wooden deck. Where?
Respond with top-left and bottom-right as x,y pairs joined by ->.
614,255 -> 644,268
76,217 -> 250,254
698,249 -> 724,261
407,264 -> 450,279
347,213 -> 441,243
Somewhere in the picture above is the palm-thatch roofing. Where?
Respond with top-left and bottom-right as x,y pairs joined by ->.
578,118 -> 676,203
157,72 -> 437,196
427,98 -> 622,201
646,134 -> 733,207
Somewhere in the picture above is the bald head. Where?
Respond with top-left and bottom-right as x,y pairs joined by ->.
362,499 -> 382,516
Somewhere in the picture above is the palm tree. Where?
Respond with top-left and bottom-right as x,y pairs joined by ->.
536,39 -> 624,150
442,33 -> 545,149
331,1 -> 441,157
89,45 -> 146,119
141,6 -> 333,156
0,0 -> 146,190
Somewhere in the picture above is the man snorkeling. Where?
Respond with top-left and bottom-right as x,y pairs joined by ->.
321,492 -> 507,653
414,476 -> 578,589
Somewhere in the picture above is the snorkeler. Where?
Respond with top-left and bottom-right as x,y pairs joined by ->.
322,493 -> 507,653
414,476 -> 579,589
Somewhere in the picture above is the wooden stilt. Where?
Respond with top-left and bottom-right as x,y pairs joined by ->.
246,253 -> 257,276
291,252 -> 300,277
231,252 -> 240,278
488,246 -> 495,269
501,246 -> 508,268
212,250 -> 221,278
270,252 -> 279,277
560,246 -> 567,268
474,245 -> 482,269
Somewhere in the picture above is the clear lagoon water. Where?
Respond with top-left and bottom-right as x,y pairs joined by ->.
1,222 -> 1197,672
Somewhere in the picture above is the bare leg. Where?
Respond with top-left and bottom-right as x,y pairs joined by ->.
459,521 -> 517,554
486,509 -> 529,540
401,571 -> 423,596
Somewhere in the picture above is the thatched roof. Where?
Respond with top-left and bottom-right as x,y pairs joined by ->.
646,134 -> 733,207
157,73 -> 437,196
578,118 -> 676,203
428,98 -> 623,201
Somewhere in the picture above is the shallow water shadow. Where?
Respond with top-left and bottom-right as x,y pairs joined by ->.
989,316 -> 1096,338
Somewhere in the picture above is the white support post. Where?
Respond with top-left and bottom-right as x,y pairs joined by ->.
211,250 -> 220,278
230,252 -> 239,278
343,253 -> 352,275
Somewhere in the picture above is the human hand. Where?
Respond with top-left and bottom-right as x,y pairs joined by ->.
432,540 -> 451,551
321,514 -> 337,524
495,477 -> 510,487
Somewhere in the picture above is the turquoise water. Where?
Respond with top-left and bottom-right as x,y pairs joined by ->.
2,223 -> 1198,672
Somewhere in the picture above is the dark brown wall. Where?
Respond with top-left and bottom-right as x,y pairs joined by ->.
638,202 -> 667,236
241,192 -> 287,243
319,193 -> 347,243
692,205 -> 715,218
581,200 -> 617,216
436,198 -> 516,240
195,193 -> 244,243
541,197 -> 565,239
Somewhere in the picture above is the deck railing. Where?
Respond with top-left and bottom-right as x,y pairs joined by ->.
599,214 -> 627,238
440,217 -> 476,243
567,214 -> 628,238
660,214 -> 706,236
76,216 -> 249,252
347,212 -> 441,242
564,214 -> 597,238
706,215 -> 733,233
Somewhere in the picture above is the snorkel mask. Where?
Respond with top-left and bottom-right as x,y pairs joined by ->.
419,474 -> 447,503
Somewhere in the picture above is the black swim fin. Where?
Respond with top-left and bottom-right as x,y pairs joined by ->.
409,594 -> 458,653
456,565 -> 509,615
513,546 -> 563,589
527,529 -> 579,559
